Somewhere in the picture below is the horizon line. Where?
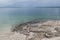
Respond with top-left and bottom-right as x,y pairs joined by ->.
0,6 -> 60,8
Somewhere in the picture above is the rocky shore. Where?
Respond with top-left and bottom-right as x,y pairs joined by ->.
1,20 -> 60,40
11,20 -> 60,40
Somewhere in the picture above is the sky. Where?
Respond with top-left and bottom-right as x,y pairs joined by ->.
0,0 -> 60,7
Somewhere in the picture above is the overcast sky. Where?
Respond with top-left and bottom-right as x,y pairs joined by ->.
0,0 -> 60,7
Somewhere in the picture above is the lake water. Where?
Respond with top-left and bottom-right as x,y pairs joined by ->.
0,8 -> 60,31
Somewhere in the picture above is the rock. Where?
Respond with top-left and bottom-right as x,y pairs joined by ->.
41,37 -> 60,40
55,26 -> 60,32
11,20 -> 60,40
44,32 -> 55,38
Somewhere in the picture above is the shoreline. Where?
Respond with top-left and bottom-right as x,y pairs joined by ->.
0,20 -> 60,40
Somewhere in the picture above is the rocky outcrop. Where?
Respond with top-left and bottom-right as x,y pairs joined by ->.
11,20 -> 60,40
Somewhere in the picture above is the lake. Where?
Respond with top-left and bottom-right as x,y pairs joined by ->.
0,8 -> 60,31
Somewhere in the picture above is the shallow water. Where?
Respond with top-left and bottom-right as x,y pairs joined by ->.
0,8 -> 60,31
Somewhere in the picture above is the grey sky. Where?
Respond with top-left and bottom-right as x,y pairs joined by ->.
0,0 -> 60,7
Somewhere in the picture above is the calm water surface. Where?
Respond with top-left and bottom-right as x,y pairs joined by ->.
0,8 -> 60,31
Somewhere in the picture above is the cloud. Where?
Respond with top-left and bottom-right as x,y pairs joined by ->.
0,0 -> 15,7
36,0 -> 60,6
0,0 -> 60,7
